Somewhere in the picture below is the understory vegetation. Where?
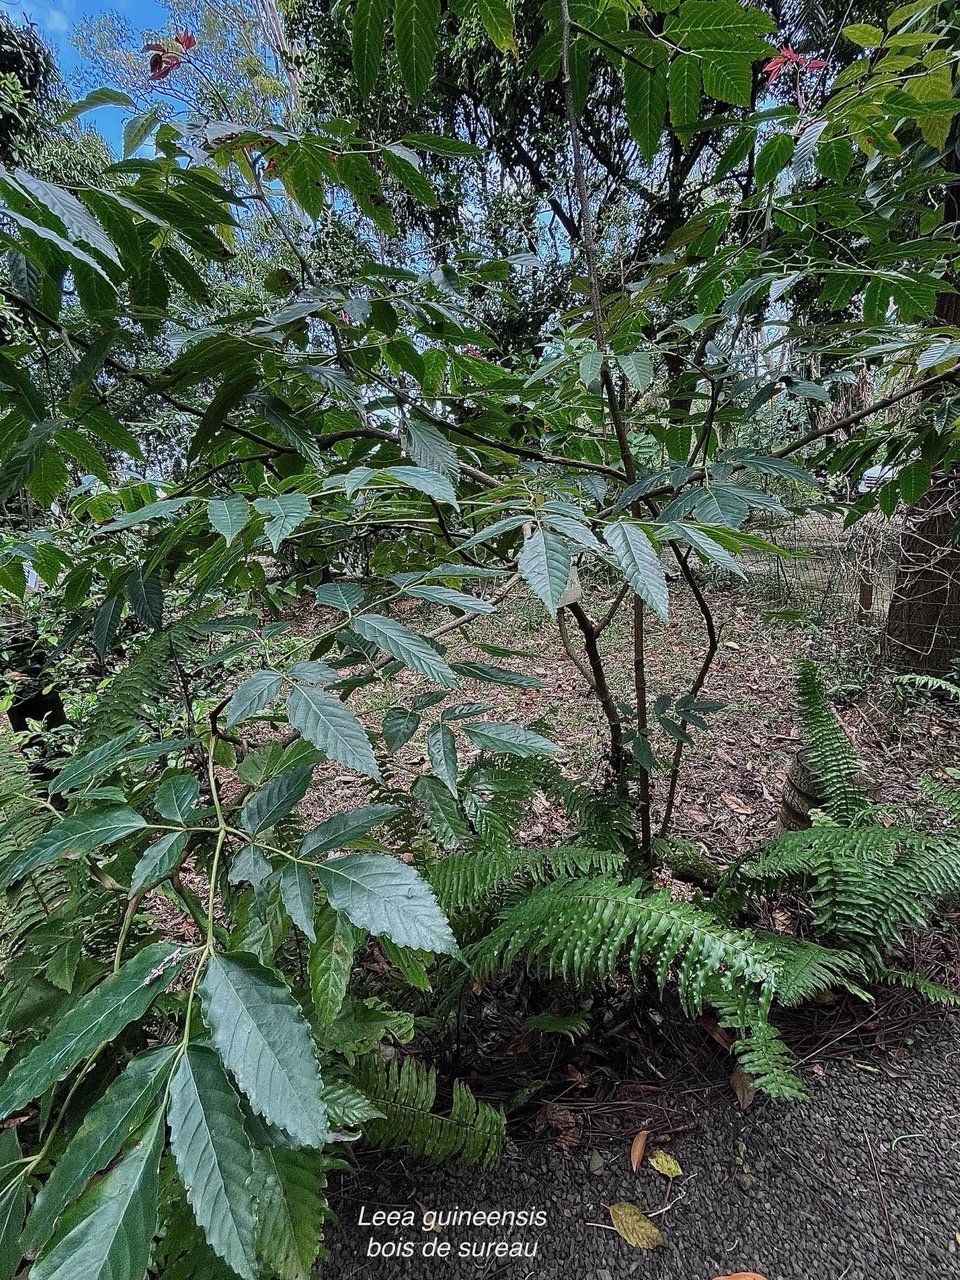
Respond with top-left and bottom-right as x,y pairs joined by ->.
0,0 -> 959,1275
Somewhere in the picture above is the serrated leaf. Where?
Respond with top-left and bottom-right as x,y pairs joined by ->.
0,943 -> 185,1120
380,465 -> 459,508
130,830 -> 189,894
517,528 -> 572,617
578,350 -> 602,389
26,447 -> 69,508
200,952 -> 330,1146
125,569 -> 163,630
450,661 -> 543,688
280,862 -> 316,941
253,494 -> 311,552
394,0 -> 440,102
167,1046 -> 258,1280
382,707 -> 420,751
624,62 -> 667,163
604,521 -> 669,620
608,1201 -> 663,1248
648,1147 -> 682,1178
315,854 -> 458,953
843,22 -> 884,45
224,670 -> 284,728
427,723 -> 458,795
671,522 -> 745,579
412,774 -> 469,848
315,582 -> 365,611
403,416 -> 457,478
1,805 -> 147,888
256,1147 -> 328,1280
669,53 -> 700,126
207,498 -> 251,546
155,774 -> 200,823
460,720 -> 562,757
353,0 -> 391,97
701,54 -> 752,106
240,765 -> 314,835
24,1049 -> 176,1252
404,584 -> 494,612
12,169 -> 118,264
477,0 -> 516,52
287,684 -> 381,781
301,804 -> 401,856
351,613 -> 457,686
32,1112 -> 163,1280
816,136 -> 853,183
617,351 -> 654,391
309,905 -> 358,1026
754,133 -> 794,186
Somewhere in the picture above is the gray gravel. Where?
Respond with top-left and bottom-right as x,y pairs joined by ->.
325,1015 -> 960,1280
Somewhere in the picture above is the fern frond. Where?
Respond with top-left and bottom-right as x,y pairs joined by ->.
893,672 -> 960,700
920,771 -> 960,827
757,933 -> 870,1005
524,1011 -> 589,1040
78,613 -> 213,750
710,986 -> 809,1101
355,1054 -> 505,1165
876,968 -> 960,1006
795,659 -> 871,825
427,845 -> 624,914
469,877 -> 777,1021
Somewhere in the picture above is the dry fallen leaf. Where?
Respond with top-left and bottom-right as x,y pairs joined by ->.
647,1148 -> 682,1178
629,1129 -> 649,1172
730,1067 -> 757,1110
721,792 -> 755,816
607,1202 -> 663,1249
712,1273 -> 769,1280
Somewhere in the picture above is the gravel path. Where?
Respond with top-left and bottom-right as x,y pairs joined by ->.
325,1014 -> 960,1280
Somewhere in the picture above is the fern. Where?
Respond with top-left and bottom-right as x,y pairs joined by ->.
713,992 -> 809,1101
795,659 -> 871,825
78,612 -> 214,750
469,876 -> 778,1021
875,968 -> 960,1006
427,844 -> 625,914
920,770 -> 960,826
354,1054 -> 505,1165
757,933 -> 870,1004
893,672 -> 960,700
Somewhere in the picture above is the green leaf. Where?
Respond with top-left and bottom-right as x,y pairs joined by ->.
624,62 -> 667,163
403,416 -> 458,478
403,583 -> 494,612
60,87 -> 136,120
11,170 -> 118,263
604,521 -> 669,620
240,765 -> 314,835
0,943 -> 185,1120
460,720 -> 562,757
207,498 -> 251,546
256,1147 -> 329,1280
125,569 -> 163,630
353,0 -> 391,96
0,1171 -> 24,1280
427,723 -> 458,795
351,613 -> 457,686
32,1112 -> 163,1280
402,133 -> 482,157
382,707 -> 420,751
412,775 -> 469,848
517,529 -> 572,617
225,670 -> 284,729
26,448 -> 69,507
200,952 -> 330,1146
476,0 -> 516,52
167,1047 -> 258,1280
843,22 -> 884,45
253,495 -> 311,552
301,804 -> 401,856
1,805 -> 147,888
102,498 -> 190,530
309,905 -> 357,1026
394,0 -> 440,102
280,862 -> 316,941
755,133 -> 794,186
122,109 -> 159,159
816,136 -> 854,183
669,54 -> 701,126
450,660 -> 543,688
380,465 -> 458,508
24,1049 -> 176,1252
315,582 -> 365,611
578,351 -> 602,389
315,854 -> 458,953
287,684 -> 382,781
130,831 -> 189,894
701,54 -> 753,105
155,774 -> 200,823
670,522 -> 745,578
616,351 -> 654,391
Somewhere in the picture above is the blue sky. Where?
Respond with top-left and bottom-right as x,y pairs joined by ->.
24,0 -> 166,76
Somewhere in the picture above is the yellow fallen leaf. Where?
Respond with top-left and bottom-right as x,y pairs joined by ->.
647,1147 -> 682,1179
608,1202 -> 663,1249
629,1129 -> 649,1172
